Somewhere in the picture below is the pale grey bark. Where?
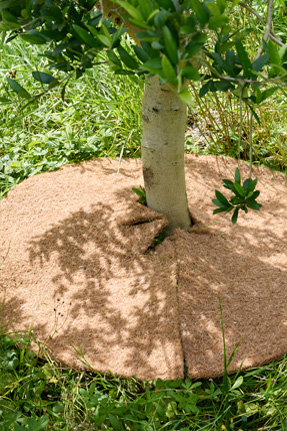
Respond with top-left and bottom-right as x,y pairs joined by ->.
141,77 -> 192,232
103,2 -> 192,231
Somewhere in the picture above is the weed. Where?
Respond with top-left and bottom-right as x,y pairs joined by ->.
212,167 -> 262,224
132,185 -> 147,205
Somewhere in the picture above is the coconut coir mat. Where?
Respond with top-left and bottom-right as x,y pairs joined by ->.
1,155 -> 287,380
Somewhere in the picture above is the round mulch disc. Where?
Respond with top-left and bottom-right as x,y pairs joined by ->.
1,155 -> 287,380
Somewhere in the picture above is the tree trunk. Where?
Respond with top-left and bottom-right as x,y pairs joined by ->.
141,76 -> 192,232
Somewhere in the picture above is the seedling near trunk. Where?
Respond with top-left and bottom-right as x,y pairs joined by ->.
212,168 -> 262,224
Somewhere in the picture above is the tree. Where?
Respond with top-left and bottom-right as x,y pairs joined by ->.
2,0 -> 286,231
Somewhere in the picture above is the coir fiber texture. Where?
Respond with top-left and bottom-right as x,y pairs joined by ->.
1,155 -> 287,379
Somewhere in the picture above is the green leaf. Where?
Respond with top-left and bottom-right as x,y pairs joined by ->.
6,78 -> 31,99
234,167 -> 241,184
260,87 -> 278,103
226,49 -> 235,70
20,416 -> 49,431
190,0 -> 209,27
250,190 -> 260,200
246,200 -> 262,210
108,413 -> 122,431
162,25 -> 178,64
0,0 -> 20,10
222,179 -> 234,190
213,207 -> 229,214
2,10 -> 21,27
138,0 -> 153,19
113,0 -> 143,21
230,196 -> 245,205
73,24 -> 99,48
134,45 -> 150,62
206,2 -> 221,16
154,10 -> 168,29
156,0 -> 176,10
212,52 -> 234,76
111,23 -> 126,46
117,45 -> 138,69
181,64 -> 200,80
249,105 -> 260,125
162,55 -> 178,86
20,30 -> 49,45
233,182 -> 246,198
229,0 -> 241,10
215,190 -> 230,207
268,40 -> 281,66
132,187 -> 143,197
231,375 -> 243,391
185,41 -> 204,58
235,37 -> 252,78
252,54 -> 269,72
267,40 -> 282,77
231,207 -> 239,224
243,178 -> 257,192
217,0 -> 226,13
208,15 -> 229,30
96,34 -> 112,47
227,339 -> 241,366
215,80 -> 234,91
32,71 -> 57,84
178,88 -> 193,104
212,198 -> 231,209
199,81 -> 211,97
106,50 -> 122,68
126,17 -> 151,29
142,57 -> 162,69
40,2 -> 62,21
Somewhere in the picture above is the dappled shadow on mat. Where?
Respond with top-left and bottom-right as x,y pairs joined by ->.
1,155 -> 287,380
27,198 -> 181,378
176,155 -> 287,378
0,159 -> 183,380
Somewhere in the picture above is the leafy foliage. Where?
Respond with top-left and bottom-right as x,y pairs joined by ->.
1,0 -> 287,113
212,167 -> 262,224
132,185 -> 147,205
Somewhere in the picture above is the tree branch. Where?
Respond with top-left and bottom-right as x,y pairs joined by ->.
227,0 -> 283,47
254,0 -> 274,60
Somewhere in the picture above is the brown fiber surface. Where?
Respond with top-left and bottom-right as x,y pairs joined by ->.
1,155 -> 287,380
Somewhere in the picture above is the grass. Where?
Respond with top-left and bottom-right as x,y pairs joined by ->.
2,326 -> 287,431
2,319 -> 287,431
1,15 -> 287,430
0,37 -> 143,198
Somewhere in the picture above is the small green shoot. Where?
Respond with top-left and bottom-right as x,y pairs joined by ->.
212,167 -> 262,224
132,185 -> 147,205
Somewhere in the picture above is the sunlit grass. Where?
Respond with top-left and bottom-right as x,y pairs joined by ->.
1,323 -> 287,431
0,38 -> 143,198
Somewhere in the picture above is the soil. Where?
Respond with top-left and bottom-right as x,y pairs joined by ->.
1,154 -> 287,380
